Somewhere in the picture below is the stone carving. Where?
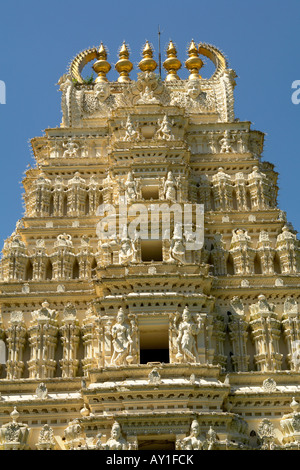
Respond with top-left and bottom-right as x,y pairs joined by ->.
163,171 -> 177,202
148,367 -> 162,384
177,420 -> 205,450
36,424 -> 56,450
0,408 -> 30,450
175,306 -> 201,363
35,382 -> 48,399
104,422 -> 129,450
262,377 -> 277,392
219,130 -> 235,153
156,115 -> 174,141
122,116 -> 140,142
124,171 -> 139,202
110,308 -> 135,366
257,418 -> 278,450
64,419 -> 84,450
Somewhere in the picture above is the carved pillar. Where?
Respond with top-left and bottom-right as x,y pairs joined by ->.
51,234 -> 75,280
27,302 -> 58,379
212,168 -> 233,211
34,173 -> 52,216
88,176 -> 102,215
59,303 -> 80,378
32,239 -> 48,281
282,297 -> 300,371
276,226 -> 300,274
229,229 -> 255,275
1,235 -> 27,281
52,177 -> 66,216
212,314 -> 226,368
81,307 -> 101,374
227,297 -> 249,372
67,172 -> 87,217
77,237 -> 94,280
256,231 -> 275,274
6,311 -> 26,380
249,295 -> 282,371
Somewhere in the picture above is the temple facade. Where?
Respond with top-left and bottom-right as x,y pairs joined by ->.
0,39 -> 299,450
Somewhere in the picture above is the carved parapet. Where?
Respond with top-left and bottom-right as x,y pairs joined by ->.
0,408 -> 30,450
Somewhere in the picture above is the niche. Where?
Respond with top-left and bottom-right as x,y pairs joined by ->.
141,240 -> 163,262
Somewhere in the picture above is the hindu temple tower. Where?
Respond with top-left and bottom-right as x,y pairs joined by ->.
0,39 -> 299,450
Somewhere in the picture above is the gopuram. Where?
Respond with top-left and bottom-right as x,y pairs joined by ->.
0,39 -> 299,450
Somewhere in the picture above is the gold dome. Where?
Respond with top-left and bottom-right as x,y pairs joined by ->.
185,39 -> 203,80
115,42 -> 133,83
163,40 -> 181,81
138,41 -> 157,73
93,43 -> 111,82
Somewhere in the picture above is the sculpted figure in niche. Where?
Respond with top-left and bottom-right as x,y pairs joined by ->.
164,171 -> 177,202
124,171 -> 138,201
176,306 -> 201,363
156,115 -> 174,141
179,420 -> 205,450
122,116 -> 140,142
110,308 -> 134,366
104,422 -> 128,450
119,236 -> 138,264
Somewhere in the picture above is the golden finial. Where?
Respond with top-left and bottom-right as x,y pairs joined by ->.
185,40 -> 203,80
163,40 -> 181,81
115,42 -> 133,82
138,41 -> 157,72
93,42 -> 111,82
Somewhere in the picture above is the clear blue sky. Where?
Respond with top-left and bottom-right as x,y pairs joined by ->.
0,0 -> 299,245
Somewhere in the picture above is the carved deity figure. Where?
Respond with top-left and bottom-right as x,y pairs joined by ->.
104,422 -> 128,450
122,116 -> 140,142
110,308 -> 134,366
119,236 -> 138,264
156,115 -> 174,141
179,420 -> 205,450
62,138 -> 80,158
164,171 -> 177,202
176,306 -> 201,363
124,171 -> 138,201
219,130 -> 235,153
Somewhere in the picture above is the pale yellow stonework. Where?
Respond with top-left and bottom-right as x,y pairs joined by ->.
0,40 -> 299,450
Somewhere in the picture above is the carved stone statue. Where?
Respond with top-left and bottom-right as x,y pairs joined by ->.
164,171 -> 177,202
178,420 -> 205,450
156,115 -> 174,141
110,308 -> 134,366
104,422 -> 129,450
124,171 -> 138,201
122,116 -> 140,142
176,306 -> 201,363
